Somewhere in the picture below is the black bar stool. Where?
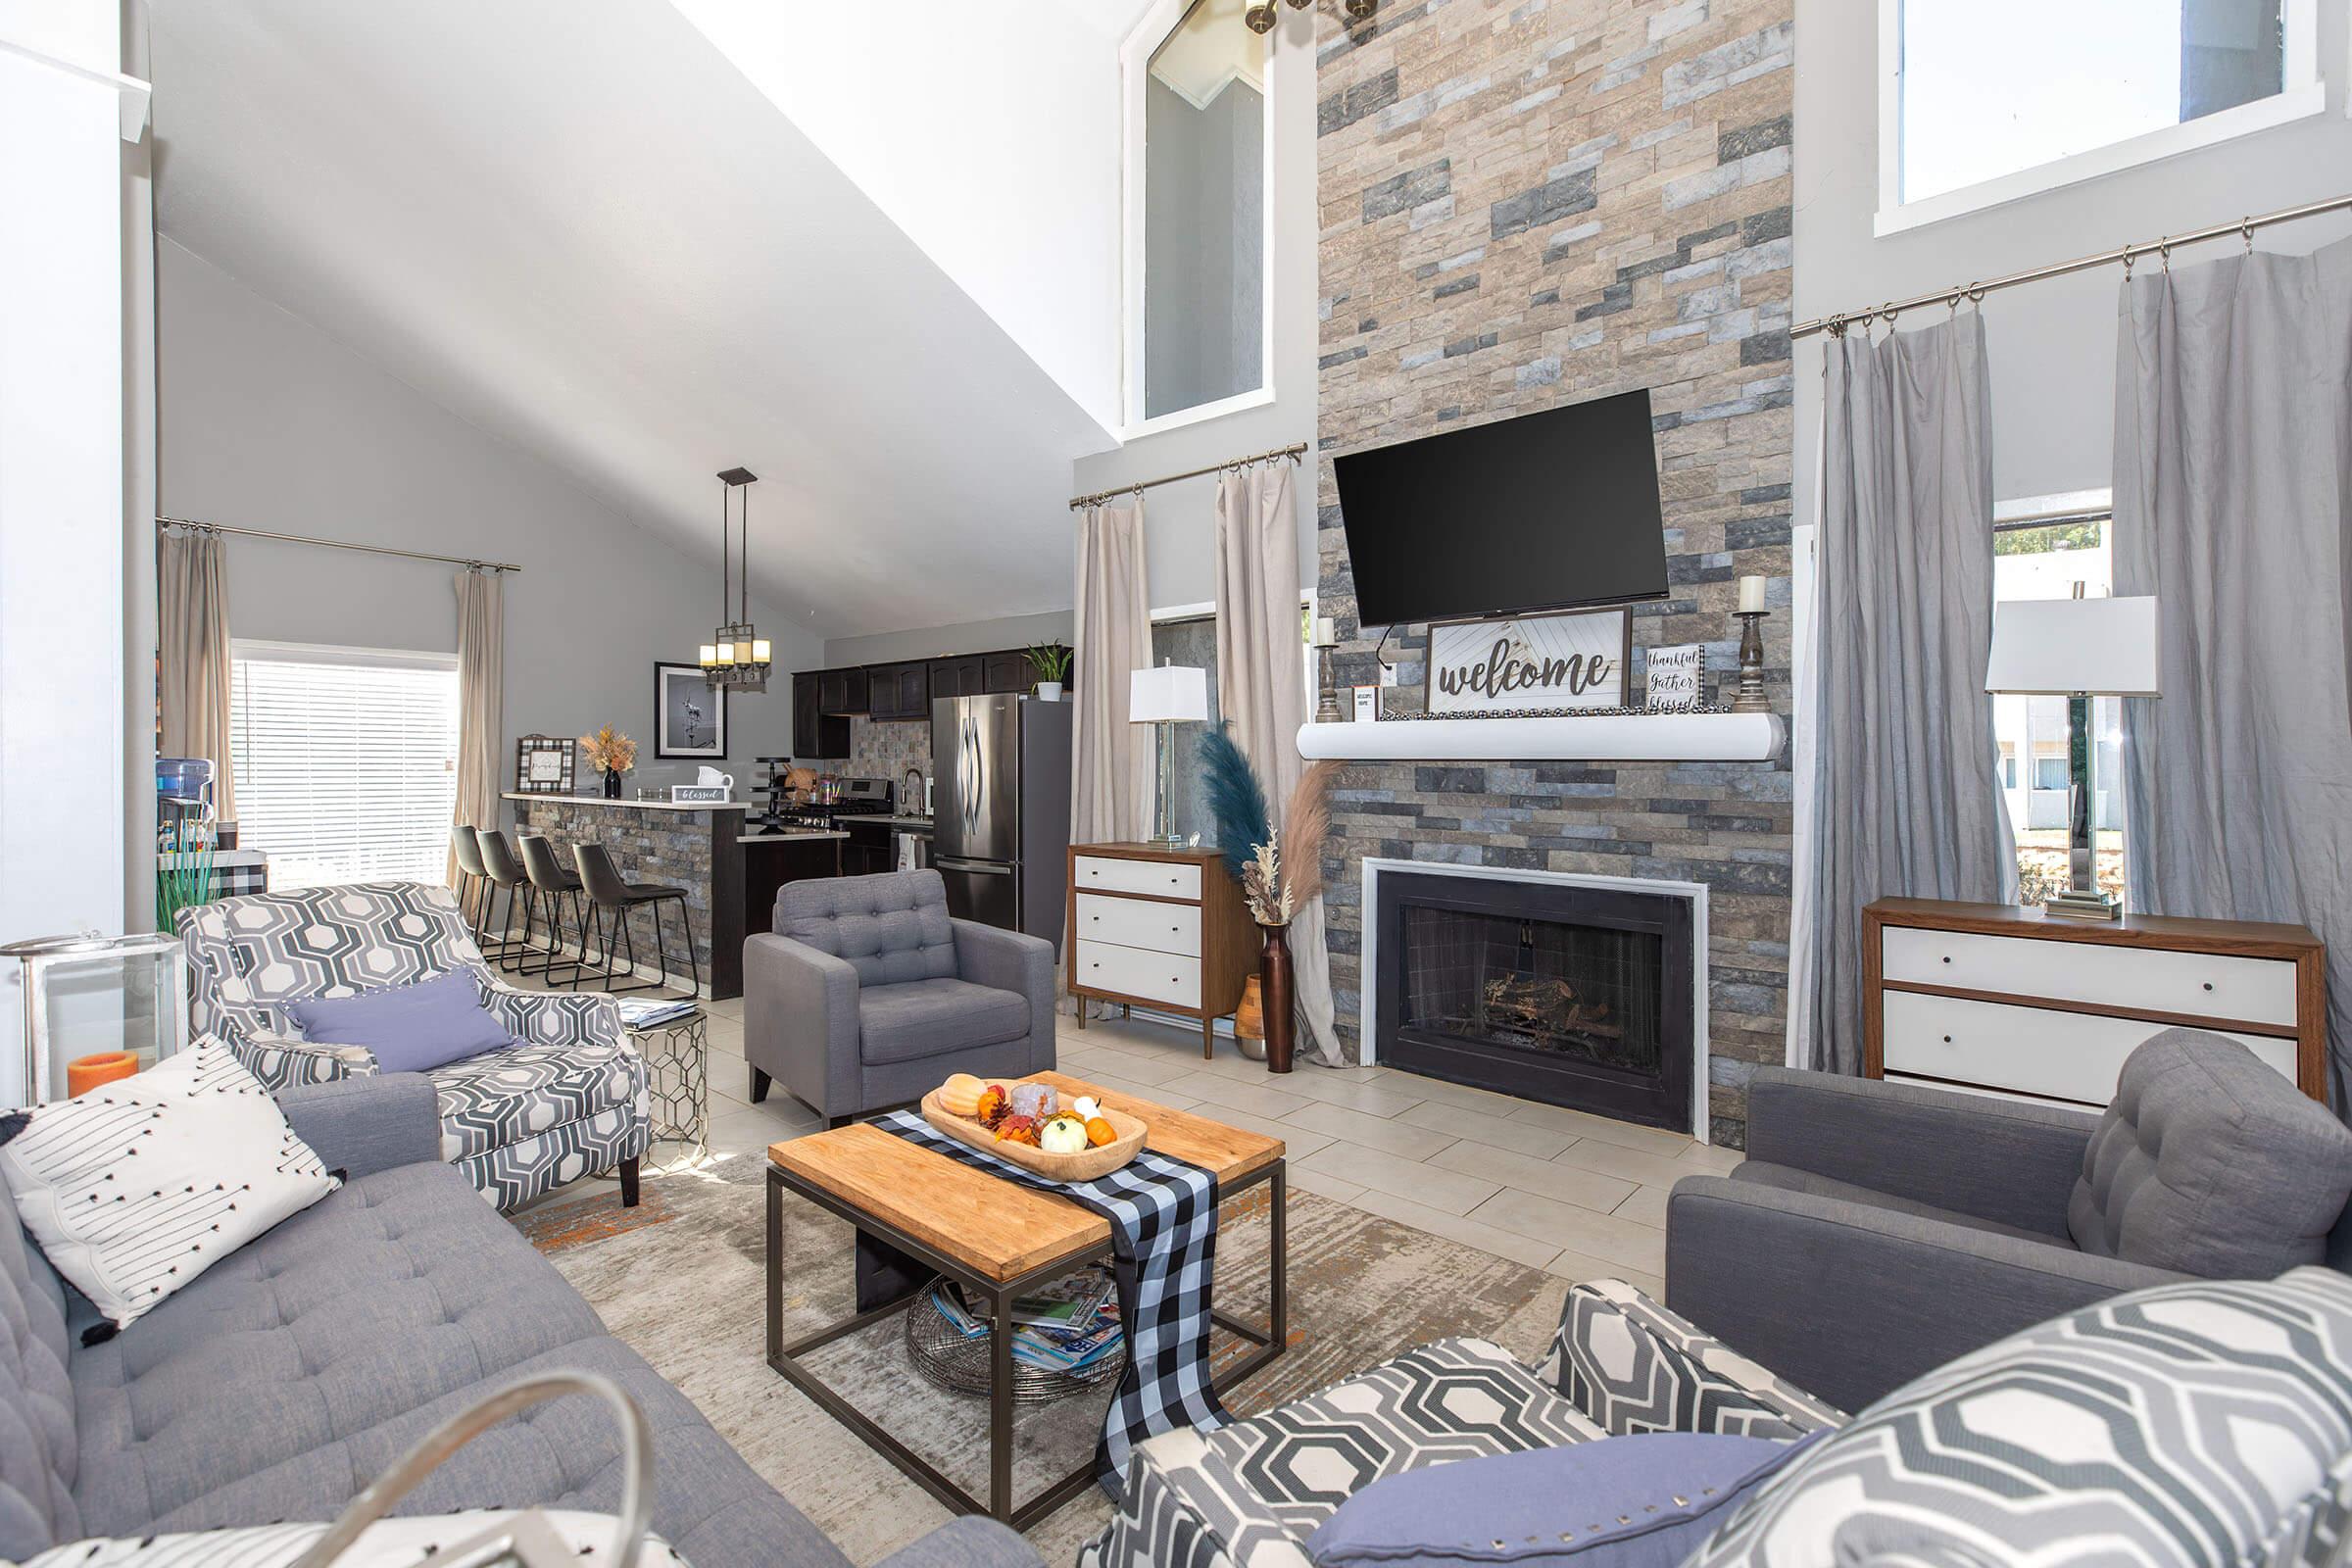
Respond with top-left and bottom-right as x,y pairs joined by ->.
451,825 -> 520,959
571,842 -> 700,998
515,833 -> 591,983
473,829 -> 539,974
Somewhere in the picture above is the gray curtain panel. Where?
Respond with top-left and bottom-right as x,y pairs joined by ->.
1805,314 -> 2017,1075
1214,460 -> 1344,1067
159,529 -> 237,822
2112,241 -> 2352,1108
449,567 -> 505,887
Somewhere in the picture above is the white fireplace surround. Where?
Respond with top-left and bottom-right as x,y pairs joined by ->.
1355,858 -> 1713,1144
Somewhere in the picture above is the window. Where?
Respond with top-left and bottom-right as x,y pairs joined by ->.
1147,595 -> 1314,846
1123,0 -> 1272,432
229,641 -> 461,891
1885,0 -> 2319,229
1991,498 -> 2128,906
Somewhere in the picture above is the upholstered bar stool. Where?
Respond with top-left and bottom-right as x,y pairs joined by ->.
472,828 -> 538,974
516,832 -> 591,983
571,841 -> 700,998
451,825 -> 517,959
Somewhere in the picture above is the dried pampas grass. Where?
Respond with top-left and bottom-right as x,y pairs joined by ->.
1280,760 -> 1339,910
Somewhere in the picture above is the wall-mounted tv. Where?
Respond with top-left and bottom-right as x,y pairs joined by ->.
1333,388 -> 1669,629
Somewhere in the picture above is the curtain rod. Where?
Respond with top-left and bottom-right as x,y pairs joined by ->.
1068,441 -> 1307,511
156,516 -> 523,573
1793,192 -> 2352,341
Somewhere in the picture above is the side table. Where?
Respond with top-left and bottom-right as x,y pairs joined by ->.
624,1007 -> 710,1172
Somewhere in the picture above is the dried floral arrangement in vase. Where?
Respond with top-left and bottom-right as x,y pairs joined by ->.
1199,728 -> 1336,1074
579,725 -> 638,798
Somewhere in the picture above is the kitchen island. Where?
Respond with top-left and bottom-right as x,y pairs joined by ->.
504,793 -> 843,1000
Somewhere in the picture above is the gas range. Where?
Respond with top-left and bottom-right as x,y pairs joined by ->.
766,776 -> 894,832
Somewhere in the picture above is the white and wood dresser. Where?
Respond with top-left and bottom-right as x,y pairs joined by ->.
1864,898 -> 2327,1108
1066,843 -> 1260,1057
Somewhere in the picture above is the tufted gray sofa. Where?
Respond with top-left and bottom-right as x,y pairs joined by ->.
0,1071 -> 1040,1568
744,870 -> 1056,1125
1666,1028 -> 2352,1413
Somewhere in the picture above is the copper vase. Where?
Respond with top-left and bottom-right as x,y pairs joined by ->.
1258,923 -> 1295,1074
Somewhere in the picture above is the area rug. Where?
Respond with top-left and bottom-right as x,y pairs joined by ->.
523,1148 -> 1571,1567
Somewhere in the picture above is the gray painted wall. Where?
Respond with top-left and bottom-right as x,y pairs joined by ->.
1791,4 -> 2352,527
155,240 -> 825,811
1072,5 -> 1318,616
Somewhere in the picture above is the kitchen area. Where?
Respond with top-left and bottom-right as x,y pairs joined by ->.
508,643 -> 1071,1000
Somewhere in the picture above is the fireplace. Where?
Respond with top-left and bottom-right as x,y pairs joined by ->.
1370,868 -> 1697,1134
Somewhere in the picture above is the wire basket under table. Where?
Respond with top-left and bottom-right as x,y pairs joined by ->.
903,1278 -> 1128,1405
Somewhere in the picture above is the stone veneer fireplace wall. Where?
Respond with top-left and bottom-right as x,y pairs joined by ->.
1314,0 -> 1796,1145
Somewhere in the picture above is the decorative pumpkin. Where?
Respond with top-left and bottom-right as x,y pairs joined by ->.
1070,1095 -> 1102,1121
1037,1113 -> 1091,1155
1084,1116 -> 1117,1149
939,1073 -> 985,1117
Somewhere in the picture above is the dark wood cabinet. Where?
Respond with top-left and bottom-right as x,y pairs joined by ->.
816,666 -> 868,716
865,662 -> 931,722
927,656 -> 986,699
981,651 -> 1036,695
792,671 -> 850,760
842,818 -> 896,877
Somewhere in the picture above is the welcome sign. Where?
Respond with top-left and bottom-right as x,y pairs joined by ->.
1425,608 -> 1631,714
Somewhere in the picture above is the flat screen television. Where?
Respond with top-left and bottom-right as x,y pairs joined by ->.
1333,388 -> 1668,628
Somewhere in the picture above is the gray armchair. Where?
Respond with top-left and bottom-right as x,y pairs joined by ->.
1667,1029 -> 2352,1413
744,869 -> 1056,1124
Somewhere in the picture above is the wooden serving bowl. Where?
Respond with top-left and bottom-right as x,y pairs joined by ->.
919,1077 -> 1147,1181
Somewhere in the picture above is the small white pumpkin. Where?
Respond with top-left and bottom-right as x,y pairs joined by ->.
1038,1113 -> 1091,1155
1070,1096 -> 1102,1121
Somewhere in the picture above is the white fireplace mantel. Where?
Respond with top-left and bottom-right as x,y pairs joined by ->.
1297,711 -> 1782,763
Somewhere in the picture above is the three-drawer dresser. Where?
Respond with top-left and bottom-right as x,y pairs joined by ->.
1864,898 -> 2327,1107
1066,843 -> 1261,1057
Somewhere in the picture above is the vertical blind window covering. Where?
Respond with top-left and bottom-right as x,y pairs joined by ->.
228,640 -> 460,892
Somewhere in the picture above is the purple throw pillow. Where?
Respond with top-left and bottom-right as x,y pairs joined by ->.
283,968 -> 512,1073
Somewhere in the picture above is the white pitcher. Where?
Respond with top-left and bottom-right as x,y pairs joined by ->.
696,766 -> 734,791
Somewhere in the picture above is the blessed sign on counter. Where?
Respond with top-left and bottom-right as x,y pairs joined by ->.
1426,608 -> 1632,714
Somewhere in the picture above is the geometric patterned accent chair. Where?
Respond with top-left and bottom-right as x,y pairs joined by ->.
176,881 -> 648,1212
1081,1279 -> 1843,1568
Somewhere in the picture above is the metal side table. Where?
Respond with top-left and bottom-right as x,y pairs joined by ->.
624,1007 -> 710,1172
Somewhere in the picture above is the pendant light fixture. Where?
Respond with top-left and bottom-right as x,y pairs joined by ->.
699,467 -> 771,686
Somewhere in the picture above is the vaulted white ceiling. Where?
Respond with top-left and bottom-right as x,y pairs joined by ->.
147,0 -> 1136,638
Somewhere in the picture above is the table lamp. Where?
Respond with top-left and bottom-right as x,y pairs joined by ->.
1130,662 -> 1208,849
1984,589 -> 2160,921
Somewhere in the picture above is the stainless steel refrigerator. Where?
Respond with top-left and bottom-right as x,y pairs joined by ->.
930,693 -> 1073,950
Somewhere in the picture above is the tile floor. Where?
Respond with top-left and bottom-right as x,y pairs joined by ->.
551,998 -> 1737,1297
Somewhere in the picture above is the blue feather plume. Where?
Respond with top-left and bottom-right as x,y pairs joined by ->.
1197,727 -> 1270,881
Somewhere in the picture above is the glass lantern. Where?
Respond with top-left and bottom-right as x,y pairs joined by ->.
0,931 -> 190,1107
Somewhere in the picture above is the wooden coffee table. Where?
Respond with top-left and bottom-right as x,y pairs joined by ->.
765,1070 -> 1288,1526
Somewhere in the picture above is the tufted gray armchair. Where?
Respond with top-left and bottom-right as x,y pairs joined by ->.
743,869 -> 1056,1125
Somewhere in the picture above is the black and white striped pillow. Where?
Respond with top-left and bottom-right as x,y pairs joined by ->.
0,1038 -> 339,1332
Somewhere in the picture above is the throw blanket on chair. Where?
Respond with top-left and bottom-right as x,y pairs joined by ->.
871,1109 -> 1231,1495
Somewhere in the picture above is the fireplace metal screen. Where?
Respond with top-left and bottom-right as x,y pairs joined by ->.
1373,872 -> 1694,1133
1398,906 -> 1663,1075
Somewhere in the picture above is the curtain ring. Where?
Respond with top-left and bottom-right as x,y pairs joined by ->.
1945,289 -> 1961,316
2122,245 -> 2135,280
1966,284 -> 1985,305
2159,237 -> 2172,273
2242,218 -> 2255,255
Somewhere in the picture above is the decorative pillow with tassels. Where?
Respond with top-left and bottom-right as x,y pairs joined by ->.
0,1038 -> 339,1336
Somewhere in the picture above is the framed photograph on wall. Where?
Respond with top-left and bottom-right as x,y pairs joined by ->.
1424,607 -> 1632,714
655,662 -> 727,759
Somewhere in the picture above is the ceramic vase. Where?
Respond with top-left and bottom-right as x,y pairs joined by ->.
1036,682 -> 1064,702
1258,923 -> 1295,1074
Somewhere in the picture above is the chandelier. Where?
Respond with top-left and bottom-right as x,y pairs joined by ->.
700,467 -> 770,687
1244,0 -> 1374,34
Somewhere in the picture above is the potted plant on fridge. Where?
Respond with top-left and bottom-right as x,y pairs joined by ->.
1026,643 -> 1072,702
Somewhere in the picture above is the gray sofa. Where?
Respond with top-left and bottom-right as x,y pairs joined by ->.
1667,1029 -> 2352,1412
744,870 -> 1055,1125
0,1071 -> 1039,1568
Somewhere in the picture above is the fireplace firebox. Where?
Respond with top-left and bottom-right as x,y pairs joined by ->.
1372,871 -> 1694,1133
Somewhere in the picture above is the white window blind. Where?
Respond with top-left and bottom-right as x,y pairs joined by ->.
228,640 -> 461,892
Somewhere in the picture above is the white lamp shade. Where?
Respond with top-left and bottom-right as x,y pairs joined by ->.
1984,596 -> 2161,696
1130,664 -> 1209,723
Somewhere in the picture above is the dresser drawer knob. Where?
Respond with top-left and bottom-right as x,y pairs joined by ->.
1941,956 -> 1951,964
1942,1034 -> 1952,1043
2203,982 -> 2215,991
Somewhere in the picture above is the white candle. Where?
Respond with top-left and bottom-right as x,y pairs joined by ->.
1738,575 -> 1767,613
1314,615 -> 1337,646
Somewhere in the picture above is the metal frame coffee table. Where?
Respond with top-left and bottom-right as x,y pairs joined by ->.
764,1070 -> 1287,1527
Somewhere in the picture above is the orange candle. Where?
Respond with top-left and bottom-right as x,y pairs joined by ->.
67,1052 -> 138,1098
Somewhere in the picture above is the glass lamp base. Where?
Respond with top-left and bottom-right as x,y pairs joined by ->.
2042,888 -> 2123,921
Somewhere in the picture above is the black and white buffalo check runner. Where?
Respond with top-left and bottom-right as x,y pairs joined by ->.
872,1109 -> 1232,1495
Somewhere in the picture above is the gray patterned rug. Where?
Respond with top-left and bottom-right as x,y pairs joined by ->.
520,1149 -> 1568,1566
